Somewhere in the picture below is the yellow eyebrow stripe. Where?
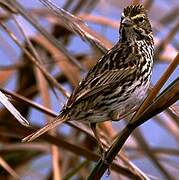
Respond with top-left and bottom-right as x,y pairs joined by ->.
131,14 -> 145,19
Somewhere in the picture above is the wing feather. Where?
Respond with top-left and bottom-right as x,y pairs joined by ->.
72,67 -> 136,103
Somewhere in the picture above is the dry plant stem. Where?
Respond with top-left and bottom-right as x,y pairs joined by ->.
35,63 -> 61,180
34,35 -> 81,87
79,14 -> 119,29
0,90 -> 29,126
159,7 -> 179,25
1,85 -> 148,179
0,22 -> 69,98
87,53 -> 179,179
1,3 -> 177,63
0,64 -> 23,70
0,1 -> 16,13
132,0 -> 141,5
40,135 -> 145,179
38,0 -> 110,53
14,14 -> 62,175
12,15 -> 60,99
6,0 -> 85,71
99,122 -> 149,179
126,146 -> 179,157
0,156 -> 20,180
63,160 -> 89,180
133,129 -> 174,180
1,125 -> 142,179
154,22 -> 179,58
0,88 -> 150,179
0,143 -> 50,152
143,0 -> 154,10
51,145 -> 61,180
154,115 -> 179,143
0,88 -> 94,138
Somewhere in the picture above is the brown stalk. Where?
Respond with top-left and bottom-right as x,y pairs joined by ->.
0,89 -> 145,179
6,0 -> 85,71
0,88 -> 96,141
154,21 -> 179,59
0,1 -> 178,179
0,155 -> 20,180
13,15 -> 62,178
35,60 -> 61,180
133,129 -> 174,179
159,7 -> 179,25
0,22 -> 69,98
34,35 -> 81,87
125,146 -> 179,157
154,115 -> 179,143
132,0 -> 141,5
38,0 -> 110,52
0,122 -> 143,179
0,143 -> 50,152
79,13 -> 119,29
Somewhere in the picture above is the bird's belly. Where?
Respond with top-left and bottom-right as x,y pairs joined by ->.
71,80 -> 149,123
116,80 -> 149,114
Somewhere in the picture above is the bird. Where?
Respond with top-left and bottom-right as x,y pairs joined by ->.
23,4 -> 154,150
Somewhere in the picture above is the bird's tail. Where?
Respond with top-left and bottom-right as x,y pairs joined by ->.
22,114 -> 69,142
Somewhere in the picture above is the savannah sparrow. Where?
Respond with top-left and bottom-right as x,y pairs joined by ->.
23,4 -> 154,147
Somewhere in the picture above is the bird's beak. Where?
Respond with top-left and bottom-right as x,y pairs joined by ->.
122,18 -> 133,27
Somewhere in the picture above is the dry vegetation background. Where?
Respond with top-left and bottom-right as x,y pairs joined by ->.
0,0 -> 178,180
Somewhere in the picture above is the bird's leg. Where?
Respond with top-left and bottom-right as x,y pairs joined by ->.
90,123 -> 112,175
90,123 -> 105,155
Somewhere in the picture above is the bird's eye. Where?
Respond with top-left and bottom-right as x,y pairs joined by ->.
138,16 -> 144,23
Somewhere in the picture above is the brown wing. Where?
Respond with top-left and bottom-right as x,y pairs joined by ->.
67,67 -> 136,107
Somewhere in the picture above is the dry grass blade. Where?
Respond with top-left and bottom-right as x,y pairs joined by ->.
170,105 -> 179,117
0,21 -> 69,98
63,160 -> 89,180
0,0 -> 16,13
6,0 -> 85,71
0,122 -> 144,179
0,70 -> 14,86
0,88 -> 94,138
155,22 -> 179,58
0,155 -> 20,180
0,143 -> 50,152
159,7 -> 179,25
39,0 -> 109,53
154,115 -> 179,143
12,15 -> 60,100
26,131 -> 147,179
125,145 -> 179,157
34,54 -> 61,180
133,129 -> 174,180
34,35 -> 81,87
0,90 -> 29,126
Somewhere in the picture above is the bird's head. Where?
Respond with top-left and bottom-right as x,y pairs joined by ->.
120,4 -> 153,42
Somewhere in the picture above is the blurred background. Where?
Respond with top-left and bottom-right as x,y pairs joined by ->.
0,0 -> 178,179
